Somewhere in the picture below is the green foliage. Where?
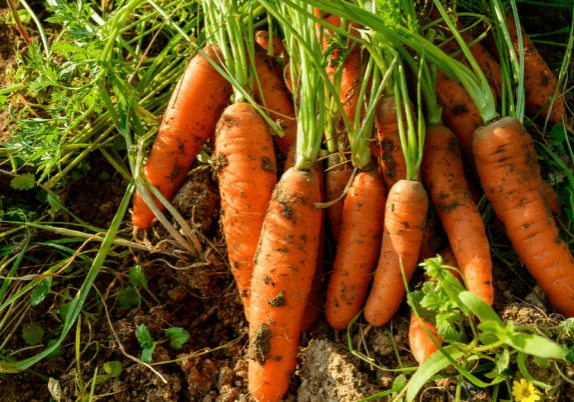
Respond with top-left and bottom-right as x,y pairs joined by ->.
45,339 -> 66,359
10,173 -> 36,190
136,324 -> 156,364
165,327 -> 190,350
404,256 -> 570,401
30,277 -> 53,306
22,323 -> 44,345
118,286 -> 140,309
95,361 -> 123,384
119,265 -> 149,308
135,324 -> 190,363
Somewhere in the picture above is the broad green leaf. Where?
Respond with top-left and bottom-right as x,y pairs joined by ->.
391,374 -> 407,402
95,374 -> 111,384
118,285 -> 139,309
506,332 -> 568,359
406,345 -> 464,402
135,324 -> 154,349
485,349 -> 510,379
58,303 -> 71,322
532,355 -> 551,368
10,174 -> 35,190
141,345 -> 156,364
458,291 -> 503,325
165,327 -> 190,350
551,124 -> 567,142
104,361 -> 123,377
30,277 -> 53,306
129,265 -> 148,289
22,323 -> 44,345
45,339 -> 65,359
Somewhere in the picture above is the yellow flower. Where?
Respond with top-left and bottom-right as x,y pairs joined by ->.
512,379 -> 541,402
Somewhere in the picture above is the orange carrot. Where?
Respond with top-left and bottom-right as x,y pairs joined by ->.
418,206 -> 442,263
132,45 -> 232,229
325,155 -> 353,243
505,16 -> 566,125
428,8 -> 502,97
255,30 -> 289,67
364,180 -> 428,326
214,102 -> 277,321
409,312 -> 443,364
285,146 -> 326,332
541,182 -> 561,217
376,97 -> 416,188
474,117 -> 574,317
253,44 -> 297,154
422,124 -> 493,304
435,69 -> 483,171
283,63 -> 293,95
248,167 -> 322,402
325,166 -> 386,330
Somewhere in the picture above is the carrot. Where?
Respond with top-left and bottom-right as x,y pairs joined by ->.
434,69 -> 483,171
214,102 -> 277,321
422,124 -> 493,305
255,30 -> 289,67
428,8 -> 502,97
131,45 -> 232,229
409,311 -> 443,364
253,43 -> 297,154
541,182 -> 561,218
474,117 -> 574,317
325,165 -> 386,330
285,145 -> 326,332
376,96 -> 416,188
505,16 -> 566,125
325,155 -> 353,243
248,167 -> 322,402
418,205 -> 442,263
283,62 -> 293,95
364,180 -> 428,326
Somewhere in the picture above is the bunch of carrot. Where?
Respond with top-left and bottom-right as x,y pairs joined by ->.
128,0 -> 574,399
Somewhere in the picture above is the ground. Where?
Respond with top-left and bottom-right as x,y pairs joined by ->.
1,2 -> 574,402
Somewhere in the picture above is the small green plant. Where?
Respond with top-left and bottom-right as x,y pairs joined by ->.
119,265 -> 149,309
405,255 -> 571,401
135,324 -> 190,364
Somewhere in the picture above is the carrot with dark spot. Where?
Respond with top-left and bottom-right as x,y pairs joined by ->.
132,45 -> 232,229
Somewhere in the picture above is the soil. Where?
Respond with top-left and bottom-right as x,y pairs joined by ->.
2,3 -> 574,402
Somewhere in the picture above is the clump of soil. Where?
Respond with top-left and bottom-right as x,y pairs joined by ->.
297,338 -> 382,402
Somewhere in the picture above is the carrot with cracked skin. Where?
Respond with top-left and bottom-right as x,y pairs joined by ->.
248,168 -> 322,401
326,165 -> 386,330
422,124 -> 493,305
248,6 -> 326,398
285,145 -> 326,332
131,45 -> 232,229
214,102 -> 277,321
474,117 -> 574,317
505,16 -> 566,125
